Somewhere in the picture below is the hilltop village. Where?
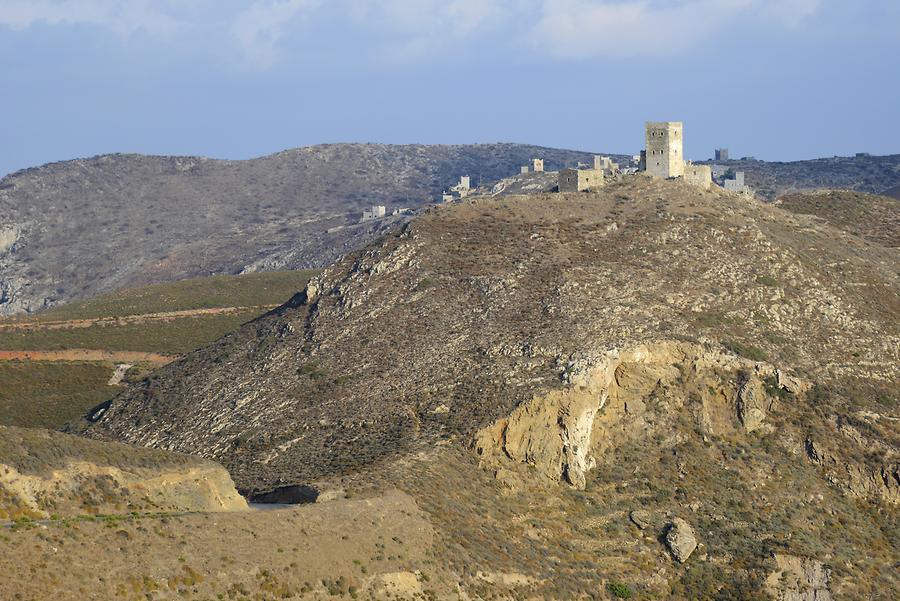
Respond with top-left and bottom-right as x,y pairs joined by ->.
471,121 -> 752,196
359,121 -> 753,222
361,121 -> 753,223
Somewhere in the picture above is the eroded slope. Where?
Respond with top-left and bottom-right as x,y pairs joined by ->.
0,426 -> 246,519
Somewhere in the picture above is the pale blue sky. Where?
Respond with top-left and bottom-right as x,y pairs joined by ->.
1,0 -> 898,176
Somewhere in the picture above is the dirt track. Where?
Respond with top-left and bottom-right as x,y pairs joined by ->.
0,350 -> 175,366
0,305 -> 278,332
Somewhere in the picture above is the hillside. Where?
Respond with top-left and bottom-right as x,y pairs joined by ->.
777,190 -> 900,247
882,183 -> 900,200
0,270 -> 315,429
699,153 -> 900,199
83,176 -> 899,599
0,143 -> 598,316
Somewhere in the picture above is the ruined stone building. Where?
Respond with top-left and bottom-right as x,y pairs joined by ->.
683,162 -> 712,191
711,165 -> 728,179
556,155 -> 618,193
594,155 -> 620,176
451,175 -> 472,198
362,205 -> 387,221
558,168 -> 605,192
715,148 -> 729,161
724,171 -> 752,195
532,159 -> 544,173
645,121 -> 684,179
520,166 -> 530,174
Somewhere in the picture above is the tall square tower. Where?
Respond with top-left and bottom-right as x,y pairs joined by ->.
645,121 -> 684,179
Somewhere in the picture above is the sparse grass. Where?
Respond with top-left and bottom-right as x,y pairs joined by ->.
0,362 -> 120,428
755,274 -> 780,288
723,340 -> 768,362
607,581 -> 633,599
15,271 -> 318,322
0,271 -> 319,428
0,311 -> 262,354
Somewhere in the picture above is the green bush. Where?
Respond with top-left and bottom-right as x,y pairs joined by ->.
607,581 -> 633,599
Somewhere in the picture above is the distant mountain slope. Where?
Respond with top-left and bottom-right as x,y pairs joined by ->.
0,144 -> 596,316
883,184 -> 900,200
777,190 -> 900,247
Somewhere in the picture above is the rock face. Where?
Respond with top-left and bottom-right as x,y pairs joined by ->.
0,426 -> 246,519
766,554 -> 833,601
475,341 -> 796,489
665,518 -> 698,563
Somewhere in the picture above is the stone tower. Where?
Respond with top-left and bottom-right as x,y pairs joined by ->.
533,159 -> 544,173
645,122 -> 684,179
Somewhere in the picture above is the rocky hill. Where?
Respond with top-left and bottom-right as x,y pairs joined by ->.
82,176 -> 899,599
0,425 -> 246,520
0,144 -> 597,316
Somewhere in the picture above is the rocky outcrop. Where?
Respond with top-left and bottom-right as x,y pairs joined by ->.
805,438 -> 899,505
765,554 -> 833,601
0,226 -> 19,254
665,518 -> 698,563
475,341 -> 801,489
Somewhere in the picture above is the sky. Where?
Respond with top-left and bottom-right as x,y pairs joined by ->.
1,0 -> 899,176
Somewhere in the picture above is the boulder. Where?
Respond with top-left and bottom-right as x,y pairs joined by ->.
665,518 -> 698,562
629,509 -> 653,530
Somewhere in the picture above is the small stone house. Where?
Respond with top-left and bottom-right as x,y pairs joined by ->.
558,168 -> 605,193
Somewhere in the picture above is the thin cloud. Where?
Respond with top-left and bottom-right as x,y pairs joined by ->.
0,0 -> 187,36
0,0 -> 826,66
231,0 -> 321,68
530,0 -> 824,59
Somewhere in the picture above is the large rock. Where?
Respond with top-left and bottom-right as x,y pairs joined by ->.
665,517 -> 698,563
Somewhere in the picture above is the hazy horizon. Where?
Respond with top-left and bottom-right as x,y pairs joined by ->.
2,0 -> 898,177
